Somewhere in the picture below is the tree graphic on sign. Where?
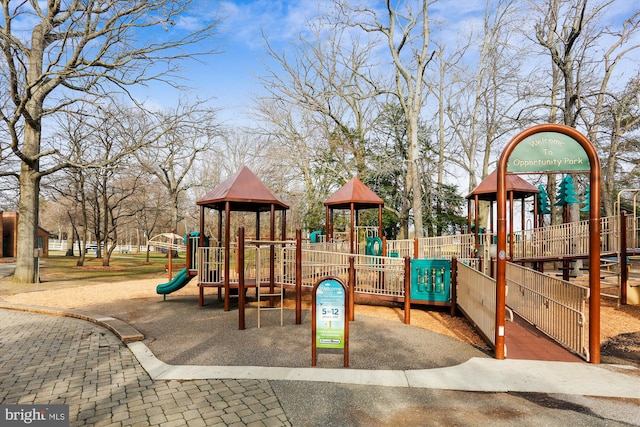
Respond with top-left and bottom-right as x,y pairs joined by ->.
555,175 -> 580,206
536,184 -> 552,214
581,185 -> 591,212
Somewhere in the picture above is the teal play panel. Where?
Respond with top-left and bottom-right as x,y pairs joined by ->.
410,259 -> 451,303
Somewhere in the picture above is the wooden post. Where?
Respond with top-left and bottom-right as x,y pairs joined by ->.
238,226 -> 245,330
450,256 -> 458,316
350,203 -> 355,254
224,202 -> 231,312
620,212 -> 628,305
168,228 -> 175,281
404,256 -> 411,324
270,204 -> 276,292
295,229 -> 302,324
348,256 -> 355,322
496,170 -> 507,360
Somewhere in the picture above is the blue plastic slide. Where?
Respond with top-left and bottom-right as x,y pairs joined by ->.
156,267 -> 192,296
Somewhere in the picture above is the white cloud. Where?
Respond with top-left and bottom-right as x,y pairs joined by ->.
219,0 -> 329,50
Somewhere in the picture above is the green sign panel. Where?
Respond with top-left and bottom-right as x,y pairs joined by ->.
507,131 -> 590,173
315,279 -> 346,349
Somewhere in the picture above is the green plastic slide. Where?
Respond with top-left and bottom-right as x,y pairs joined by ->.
156,267 -> 192,295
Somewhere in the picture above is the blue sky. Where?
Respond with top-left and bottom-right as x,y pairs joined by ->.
129,0 -> 640,126
131,0 -> 330,122
132,0 -> 490,123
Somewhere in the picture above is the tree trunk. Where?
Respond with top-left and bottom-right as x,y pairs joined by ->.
408,111 -> 424,238
13,167 -> 40,283
65,213 -> 77,256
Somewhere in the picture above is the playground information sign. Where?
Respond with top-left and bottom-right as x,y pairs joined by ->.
315,279 -> 346,349
507,131 -> 590,173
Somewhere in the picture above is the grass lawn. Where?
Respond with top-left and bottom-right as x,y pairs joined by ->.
0,251 -> 180,296
41,251 -> 171,281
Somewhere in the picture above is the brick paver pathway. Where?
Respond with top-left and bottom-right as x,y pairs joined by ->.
0,310 -> 290,426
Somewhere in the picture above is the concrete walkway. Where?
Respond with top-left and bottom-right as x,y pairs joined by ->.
130,340 -> 640,396
1,304 -> 640,426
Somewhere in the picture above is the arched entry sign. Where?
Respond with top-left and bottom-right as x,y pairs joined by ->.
496,124 -> 601,363
507,131 -> 591,173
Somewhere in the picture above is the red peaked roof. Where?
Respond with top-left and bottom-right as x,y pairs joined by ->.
196,166 -> 289,211
324,177 -> 384,209
466,170 -> 539,201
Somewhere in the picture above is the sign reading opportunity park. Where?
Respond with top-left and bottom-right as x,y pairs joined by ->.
507,131 -> 590,173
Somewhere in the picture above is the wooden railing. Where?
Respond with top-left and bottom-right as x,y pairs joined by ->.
198,246 -> 225,285
506,262 -> 589,361
302,241 -> 351,253
198,241 -> 296,287
509,216 -> 620,259
301,213 -> 637,264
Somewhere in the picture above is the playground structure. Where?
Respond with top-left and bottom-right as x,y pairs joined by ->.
175,210 -> 638,362
157,141 -> 639,364
152,232 -> 193,300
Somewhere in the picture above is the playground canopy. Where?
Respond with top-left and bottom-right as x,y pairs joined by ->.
195,165 -> 289,311
324,177 -> 384,254
196,165 -> 289,212
466,170 -> 540,252
196,165 -> 289,246
466,170 -> 540,202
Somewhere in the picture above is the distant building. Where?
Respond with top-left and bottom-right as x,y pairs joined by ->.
0,212 -> 49,258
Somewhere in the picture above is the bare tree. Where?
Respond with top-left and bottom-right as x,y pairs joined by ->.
260,15 -> 383,181
433,0 -> 526,236
575,11 -> 640,214
597,75 -> 640,215
134,98 -> 221,232
533,0 -> 640,274
43,102 -> 176,265
252,99 -> 333,233
133,178 -> 174,261
0,0 -> 220,283
337,0 -> 434,237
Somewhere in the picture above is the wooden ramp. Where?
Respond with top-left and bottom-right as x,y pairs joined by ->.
505,314 -> 583,362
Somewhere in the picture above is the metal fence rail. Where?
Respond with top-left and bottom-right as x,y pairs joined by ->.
456,262 -> 496,347
302,241 -> 351,253
506,262 -> 589,361
283,250 -> 407,298
297,249 -> 351,286
511,215 -> 619,259
406,214 -> 627,262
416,234 -> 476,259
627,213 -> 639,250
198,246 -> 232,285
387,239 -> 414,258
351,254 -> 405,297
